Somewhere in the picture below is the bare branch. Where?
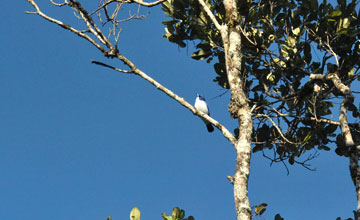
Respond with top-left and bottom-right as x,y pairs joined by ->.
197,0 -> 223,31
26,0 -> 236,145
50,0 -> 68,7
340,101 -> 355,146
307,117 -> 340,125
306,27 -> 339,66
26,0 -> 107,54
328,73 -> 353,98
239,26 -> 257,46
310,72 -> 353,99
92,60 -> 133,73
256,114 -> 299,145
325,35 -> 339,66
68,0 -> 112,49
293,152 -> 318,171
131,0 -> 168,7
92,57 -> 237,145
91,0 -> 167,16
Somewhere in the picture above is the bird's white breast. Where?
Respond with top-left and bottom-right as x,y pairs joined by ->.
195,97 -> 209,115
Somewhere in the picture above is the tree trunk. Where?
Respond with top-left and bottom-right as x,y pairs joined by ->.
222,0 -> 252,219
350,151 -> 360,220
340,101 -> 360,220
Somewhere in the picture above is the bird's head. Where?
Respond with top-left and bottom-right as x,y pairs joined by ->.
196,93 -> 206,101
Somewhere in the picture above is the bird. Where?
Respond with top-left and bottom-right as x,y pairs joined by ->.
194,93 -> 214,132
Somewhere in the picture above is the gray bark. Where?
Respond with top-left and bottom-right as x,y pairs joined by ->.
222,0 -> 252,219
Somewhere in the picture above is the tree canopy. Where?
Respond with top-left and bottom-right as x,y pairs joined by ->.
162,0 -> 360,167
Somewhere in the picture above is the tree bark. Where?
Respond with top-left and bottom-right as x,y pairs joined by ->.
350,150 -> 360,220
337,84 -> 360,220
222,0 -> 252,219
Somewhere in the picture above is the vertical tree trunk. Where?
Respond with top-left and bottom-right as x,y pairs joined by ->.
350,151 -> 360,220
340,101 -> 360,220
222,0 -> 252,219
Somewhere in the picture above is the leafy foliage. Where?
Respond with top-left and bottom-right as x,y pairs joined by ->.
274,213 -> 284,220
162,207 -> 195,220
252,202 -> 268,218
127,207 -> 194,220
162,0 -> 360,166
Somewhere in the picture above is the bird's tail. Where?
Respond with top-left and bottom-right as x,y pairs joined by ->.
206,123 -> 214,132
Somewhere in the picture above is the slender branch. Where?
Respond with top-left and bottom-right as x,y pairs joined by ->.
293,151 -> 318,171
26,0 -> 107,54
130,0 -> 168,7
308,117 -> 340,125
239,26 -> 257,46
325,35 -> 339,66
197,0 -> 223,31
91,0 -> 167,15
256,114 -> 298,145
50,0 -> 68,6
92,60 -> 133,73
92,58 -> 237,145
68,0 -> 112,49
340,101 -> 355,146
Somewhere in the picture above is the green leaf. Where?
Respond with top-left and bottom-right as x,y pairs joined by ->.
292,27 -> 301,36
304,42 -> 312,64
325,124 -> 338,133
288,36 -> 297,47
341,18 -> 350,29
337,29 -> 348,35
310,0 -> 318,10
348,68 -> 355,77
162,20 -> 177,25
266,72 -> 276,82
191,49 -> 212,60
303,131 -> 312,143
328,10 -> 342,18
254,203 -> 268,216
214,63 -> 225,75
172,207 -> 180,219
253,144 -> 264,153
162,213 -> 172,220
130,207 -> 141,220
274,214 -> 284,220
179,210 -> 185,219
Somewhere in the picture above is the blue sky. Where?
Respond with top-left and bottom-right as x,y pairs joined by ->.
0,1 -> 358,220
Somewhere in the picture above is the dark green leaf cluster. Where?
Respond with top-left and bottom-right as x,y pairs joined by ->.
162,207 -> 195,220
162,0 -> 228,87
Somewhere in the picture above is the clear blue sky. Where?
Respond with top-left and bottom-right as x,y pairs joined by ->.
0,1 -> 357,220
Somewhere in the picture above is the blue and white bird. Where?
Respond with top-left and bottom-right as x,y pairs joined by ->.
194,93 -> 214,132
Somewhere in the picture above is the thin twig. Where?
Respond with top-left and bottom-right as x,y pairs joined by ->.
92,60 -> 133,73
50,0 -> 68,7
197,0 -> 223,31
256,114 -> 299,145
26,0 -> 107,54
